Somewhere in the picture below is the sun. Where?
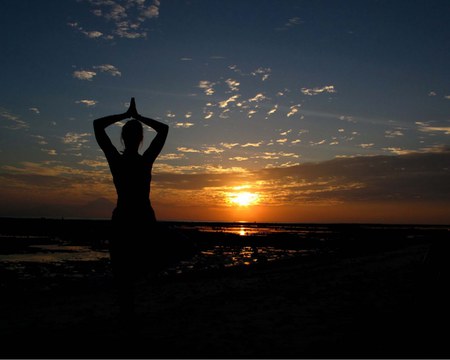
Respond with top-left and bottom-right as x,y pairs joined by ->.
228,192 -> 260,207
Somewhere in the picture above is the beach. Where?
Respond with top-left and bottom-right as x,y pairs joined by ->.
0,218 -> 449,358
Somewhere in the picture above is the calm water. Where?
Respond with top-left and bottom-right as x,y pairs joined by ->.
0,222 -> 446,279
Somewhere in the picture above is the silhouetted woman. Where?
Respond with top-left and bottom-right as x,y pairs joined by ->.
93,98 -> 168,320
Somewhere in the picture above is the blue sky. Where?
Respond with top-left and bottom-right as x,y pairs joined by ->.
1,0 -> 449,222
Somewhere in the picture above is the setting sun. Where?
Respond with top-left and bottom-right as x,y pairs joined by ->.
228,192 -> 260,207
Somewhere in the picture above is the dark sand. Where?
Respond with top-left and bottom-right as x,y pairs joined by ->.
0,220 -> 449,358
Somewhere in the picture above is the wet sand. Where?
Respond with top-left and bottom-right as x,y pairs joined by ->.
0,220 -> 449,358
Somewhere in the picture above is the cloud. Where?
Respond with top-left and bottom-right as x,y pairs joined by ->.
180,57 -> 193,61
29,107 -> 40,114
0,109 -> 28,130
428,91 -> 437,96
71,0 -> 162,40
287,104 -> 301,117
204,111 -> 213,119
445,95 -> 450,100
248,93 -> 267,103
73,64 -> 121,81
301,85 -> 336,96
158,153 -> 186,160
220,142 -> 239,149
198,80 -> 215,96
241,141 -> 263,148
76,99 -> 98,107
177,147 -> 200,153
73,70 -> 97,81
93,64 -> 122,76
416,122 -> 450,135
62,132 -> 92,152
31,135 -> 48,145
359,143 -> 375,149
382,147 -> 414,155
229,157 -> 249,161
174,122 -> 194,128
276,16 -> 303,31
385,129 -> 404,138
251,67 -> 271,81
267,105 -> 278,116
41,149 -> 58,156
225,79 -> 240,92
219,95 -> 240,108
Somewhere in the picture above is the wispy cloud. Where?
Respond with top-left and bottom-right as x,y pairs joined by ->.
416,122 -> 450,135
385,129 -> 404,138
0,108 -> 28,130
93,64 -> 121,76
276,16 -> 303,31
241,141 -> 263,148
251,67 -> 271,81
29,107 -> 40,114
174,122 -> 194,128
76,99 -> 98,107
301,85 -> 336,96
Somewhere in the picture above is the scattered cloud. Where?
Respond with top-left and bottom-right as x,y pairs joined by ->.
276,16 -> 303,31
0,109 -> 28,130
382,147 -> 415,155
248,93 -> 267,103
31,135 -> 48,145
385,129 -> 404,138
251,67 -> 271,81
445,95 -> 450,100
359,143 -> 375,149
29,107 -> 40,114
220,142 -> 239,149
93,64 -> 122,76
76,99 -> 98,107
428,91 -> 437,96
301,85 -> 336,96
174,122 -> 194,128
241,141 -> 263,148
41,149 -> 58,156
225,79 -> 240,92
219,95 -> 240,108
267,105 -> 278,116
229,157 -> 249,161
416,122 -> 450,135
73,64 -> 121,81
198,80 -> 215,96
70,0 -> 162,40
73,70 -> 97,81
180,57 -> 193,61
287,104 -> 301,117
62,132 -> 92,151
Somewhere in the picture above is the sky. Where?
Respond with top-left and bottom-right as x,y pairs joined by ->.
0,0 -> 449,223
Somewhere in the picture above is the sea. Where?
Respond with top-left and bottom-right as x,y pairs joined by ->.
0,218 -> 448,282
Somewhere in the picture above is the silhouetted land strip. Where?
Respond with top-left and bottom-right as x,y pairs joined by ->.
0,218 -> 449,358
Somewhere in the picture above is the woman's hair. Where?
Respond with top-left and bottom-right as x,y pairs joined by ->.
121,119 -> 143,149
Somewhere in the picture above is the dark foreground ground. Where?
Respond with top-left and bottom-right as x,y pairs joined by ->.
0,219 -> 449,358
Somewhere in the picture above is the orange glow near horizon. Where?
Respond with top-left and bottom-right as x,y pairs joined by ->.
227,191 -> 260,207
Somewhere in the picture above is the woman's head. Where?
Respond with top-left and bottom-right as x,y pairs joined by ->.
121,119 -> 143,150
